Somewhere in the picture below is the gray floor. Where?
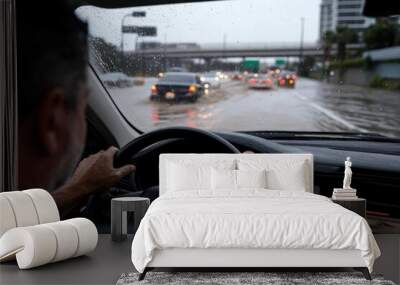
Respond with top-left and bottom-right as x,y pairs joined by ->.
1,234 -> 399,285
0,235 -> 134,285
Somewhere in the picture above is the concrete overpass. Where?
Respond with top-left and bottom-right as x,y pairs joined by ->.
127,43 -> 364,59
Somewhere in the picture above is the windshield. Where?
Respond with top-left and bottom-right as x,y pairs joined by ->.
76,0 -> 400,137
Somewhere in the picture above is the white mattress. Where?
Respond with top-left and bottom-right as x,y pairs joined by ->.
131,190 -> 380,273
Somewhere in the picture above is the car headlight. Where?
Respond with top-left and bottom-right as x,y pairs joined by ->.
188,85 -> 197,93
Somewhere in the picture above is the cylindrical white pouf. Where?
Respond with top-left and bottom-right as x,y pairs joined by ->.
0,218 -> 98,269
65,218 -> 98,257
0,196 -> 17,237
0,226 -> 57,269
1,192 -> 39,227
24,189 -> 60,224
42,221 -> 79,262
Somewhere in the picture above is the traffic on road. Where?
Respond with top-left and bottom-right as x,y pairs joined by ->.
108,73 -> 400,138
150,72 -> 204,102
78,0 -> 400,141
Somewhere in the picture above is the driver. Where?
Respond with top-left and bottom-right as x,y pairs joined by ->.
17,1 -> 135,217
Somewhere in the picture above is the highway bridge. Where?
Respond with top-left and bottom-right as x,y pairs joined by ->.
127,42 -> 364,59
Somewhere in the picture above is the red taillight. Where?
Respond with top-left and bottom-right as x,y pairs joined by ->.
151,85 -> 157,93
249,78 -> 257,84
188,85 -> 197,93
279,79 -> 285,85
263,79 -> 272,84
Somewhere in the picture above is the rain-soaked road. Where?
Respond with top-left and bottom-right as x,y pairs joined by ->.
110,77 -> 400,138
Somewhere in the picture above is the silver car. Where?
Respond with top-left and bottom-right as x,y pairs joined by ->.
100,72 -> 133,88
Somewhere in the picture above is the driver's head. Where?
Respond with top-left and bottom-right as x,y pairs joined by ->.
17,0 -> 89,190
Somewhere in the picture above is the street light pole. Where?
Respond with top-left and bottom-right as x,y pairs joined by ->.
120,14 -> 130,72
163,33 -> 168,71
222,33 -> 227,69
298,17 -> 305,74
120,11 -> 146,73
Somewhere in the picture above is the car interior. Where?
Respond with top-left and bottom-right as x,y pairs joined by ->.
78,0 -> 400,232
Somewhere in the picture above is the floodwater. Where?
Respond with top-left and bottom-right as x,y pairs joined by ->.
110,77 -> 400,138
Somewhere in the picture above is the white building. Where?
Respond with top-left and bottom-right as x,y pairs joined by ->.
319,0 -> 375,40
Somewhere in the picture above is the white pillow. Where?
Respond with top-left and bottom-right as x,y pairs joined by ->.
211,168 -> 236,190
238,159 -> 307,192
236,169 -> 267,189
266,161 -> 307,191
167,163 -> 211,191
166,159 -> 236,192
211,169 -> 268,191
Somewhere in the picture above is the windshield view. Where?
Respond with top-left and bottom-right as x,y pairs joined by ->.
76,0 -> 400,137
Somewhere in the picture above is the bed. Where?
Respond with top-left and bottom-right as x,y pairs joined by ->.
131,154 -> 380,280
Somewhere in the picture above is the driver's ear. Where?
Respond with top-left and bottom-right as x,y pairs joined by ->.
36,88 -> 70,156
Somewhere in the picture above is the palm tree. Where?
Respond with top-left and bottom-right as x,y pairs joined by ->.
321,31 -> 336,78
335,26 -> 358,61
363,18 -> 399,50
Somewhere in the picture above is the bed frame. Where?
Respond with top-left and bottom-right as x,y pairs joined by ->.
138,154 -> 372,281
139,248 -> 371,280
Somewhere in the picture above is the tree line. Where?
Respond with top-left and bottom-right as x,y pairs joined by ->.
322,18 -> 400,63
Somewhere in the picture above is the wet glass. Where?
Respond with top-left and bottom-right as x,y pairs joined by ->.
76,0 -> 400,138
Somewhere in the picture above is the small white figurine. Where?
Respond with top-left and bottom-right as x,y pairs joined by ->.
343,157 -> 353,190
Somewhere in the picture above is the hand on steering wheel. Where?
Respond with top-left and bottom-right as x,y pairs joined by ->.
114,126 -> 240,192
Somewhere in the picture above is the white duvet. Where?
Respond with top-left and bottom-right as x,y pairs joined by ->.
131,190 -> 380,273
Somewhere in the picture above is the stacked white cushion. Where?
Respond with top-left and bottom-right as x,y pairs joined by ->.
0,190 -> 59,236
0,189 -> 98,269
0,225 -> 57,267
42,221 -> 79,262
65,218 -> 98,257
0,196 -> 17,237
1,191 -> 40,227
0,218 -> 98,269
24,188 -> 60,224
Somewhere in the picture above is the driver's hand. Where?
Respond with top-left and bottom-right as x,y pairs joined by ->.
52,147 -> 135,217
68,146 -> 136,194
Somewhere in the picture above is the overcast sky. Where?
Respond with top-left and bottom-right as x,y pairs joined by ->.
76,0 -> 321,51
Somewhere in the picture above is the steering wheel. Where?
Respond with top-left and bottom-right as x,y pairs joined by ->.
114,126 -> 240,192
83,127 -> 239,220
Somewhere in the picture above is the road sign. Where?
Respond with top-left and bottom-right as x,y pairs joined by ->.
122,26 -> 157,36
241,60 -> 260,72
275,58 -> 286,66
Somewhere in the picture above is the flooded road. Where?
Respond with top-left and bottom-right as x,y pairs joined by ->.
110,77 -> 400,138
